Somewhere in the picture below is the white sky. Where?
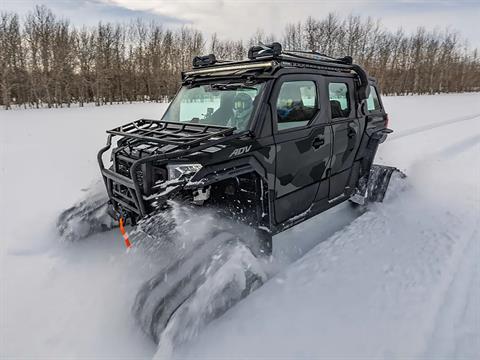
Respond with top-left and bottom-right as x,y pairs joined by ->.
3,0 -> 480,49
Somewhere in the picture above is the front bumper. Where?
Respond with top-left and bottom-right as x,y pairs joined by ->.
97,136 -> 199,222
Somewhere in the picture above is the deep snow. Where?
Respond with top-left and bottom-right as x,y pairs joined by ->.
1,93 -> 479,359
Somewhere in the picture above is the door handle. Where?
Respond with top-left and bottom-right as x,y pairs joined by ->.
347,126 -> 356,138
312,136 -> 325,149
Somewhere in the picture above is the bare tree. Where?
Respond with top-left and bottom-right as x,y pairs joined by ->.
0,12 -> 23,109
1,6 -> 479,109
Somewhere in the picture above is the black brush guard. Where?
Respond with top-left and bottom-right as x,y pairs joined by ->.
97,119 -> 238,221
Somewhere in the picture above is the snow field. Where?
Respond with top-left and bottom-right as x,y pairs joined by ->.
1,93 -> 479,359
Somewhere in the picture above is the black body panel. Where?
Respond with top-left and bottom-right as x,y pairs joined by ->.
270,73 -> 333,223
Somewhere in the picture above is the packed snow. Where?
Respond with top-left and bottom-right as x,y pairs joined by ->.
1,93 -> 479,359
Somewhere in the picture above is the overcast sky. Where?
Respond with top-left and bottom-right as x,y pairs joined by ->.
3,0 -> 480,48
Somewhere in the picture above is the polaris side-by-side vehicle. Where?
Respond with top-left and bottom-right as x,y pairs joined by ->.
58,43 -> 402,344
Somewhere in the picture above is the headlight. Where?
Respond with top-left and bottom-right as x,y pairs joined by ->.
166,163 -> 202,181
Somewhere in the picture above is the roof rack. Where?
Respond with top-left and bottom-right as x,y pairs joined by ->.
107,119 -> 235,147
185,42 -> 370,100
246,42 -> 353,65
283,49 -> 353,65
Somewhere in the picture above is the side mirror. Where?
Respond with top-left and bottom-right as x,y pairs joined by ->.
359,101 -> 368,116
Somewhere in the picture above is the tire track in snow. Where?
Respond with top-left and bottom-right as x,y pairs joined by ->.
390,112 -> 480,141
436,134 -> 480,159
403,127 -> 480,358
424,226 -> 480,358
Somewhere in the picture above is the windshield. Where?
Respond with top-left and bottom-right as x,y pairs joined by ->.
162,82 -> 265,132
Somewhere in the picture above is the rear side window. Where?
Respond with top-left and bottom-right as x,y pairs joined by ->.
367,85 -> 382,111
276,81 -> 317,130
328,83 -> 350,119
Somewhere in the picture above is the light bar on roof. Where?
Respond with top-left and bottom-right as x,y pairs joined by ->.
184,61 -> 275,76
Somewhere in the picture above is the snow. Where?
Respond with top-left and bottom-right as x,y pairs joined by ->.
1,103 -> 166,359
1,93 -> 480,359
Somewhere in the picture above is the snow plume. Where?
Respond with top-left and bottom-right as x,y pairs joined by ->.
127,203 -> 270,357
155,241 -> 267,359
56,179 -> 116,241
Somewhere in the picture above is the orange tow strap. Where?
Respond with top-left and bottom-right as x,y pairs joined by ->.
119,218 -> 132,249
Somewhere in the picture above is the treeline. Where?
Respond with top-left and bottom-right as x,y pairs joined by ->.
284,14 -> 480,95
0,6 -> 203,109
1,6 -> 479,109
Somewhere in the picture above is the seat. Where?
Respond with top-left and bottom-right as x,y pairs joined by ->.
277,84 -> 305,123
210,93 -> 234,126
330,100 -> 343,119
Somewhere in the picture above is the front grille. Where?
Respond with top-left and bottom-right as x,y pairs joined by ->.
135,168 -> 144,187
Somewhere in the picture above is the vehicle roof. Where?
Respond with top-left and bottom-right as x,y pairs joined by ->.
183,54 -> 354,79
183,44 -> 371,100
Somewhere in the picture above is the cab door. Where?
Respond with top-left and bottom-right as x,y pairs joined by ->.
271,75 -> 333,224
327,78 -> 362,200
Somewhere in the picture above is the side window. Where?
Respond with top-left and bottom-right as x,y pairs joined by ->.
367,85 -> 382,112
328,82 -> 350,119
276,80 -> 317,130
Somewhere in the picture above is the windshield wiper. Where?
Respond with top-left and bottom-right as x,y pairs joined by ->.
210,83 -> 257,91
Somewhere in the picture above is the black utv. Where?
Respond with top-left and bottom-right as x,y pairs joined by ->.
98,43 -> 394,245
90,43 -> 401,343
